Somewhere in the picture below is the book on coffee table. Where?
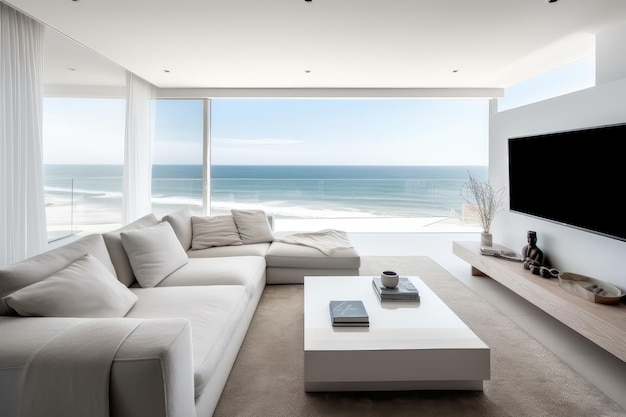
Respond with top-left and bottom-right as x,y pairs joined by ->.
329,300 -> 369,327
372,277 -> 420,301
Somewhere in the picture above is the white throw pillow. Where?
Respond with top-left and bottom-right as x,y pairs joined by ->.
231,209 -> 274,244
3,254 -> 138,318
120,221 -> 189,288
0,234 -> 115,316
191,215 -> 244,250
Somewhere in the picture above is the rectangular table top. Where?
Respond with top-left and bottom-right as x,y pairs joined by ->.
304,276 -> 488,352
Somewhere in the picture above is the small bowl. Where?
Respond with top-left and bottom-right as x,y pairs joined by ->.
381,270 -> 399,289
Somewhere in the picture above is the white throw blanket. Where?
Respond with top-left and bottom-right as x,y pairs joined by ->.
276,229 -> 353,255
20,319 -> 142,417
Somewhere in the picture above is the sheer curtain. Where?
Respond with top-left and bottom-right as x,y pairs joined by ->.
123,72 -> 156,224
0,4 -> 47,267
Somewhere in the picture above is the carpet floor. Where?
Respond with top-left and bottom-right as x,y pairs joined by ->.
213,256 -> 625,417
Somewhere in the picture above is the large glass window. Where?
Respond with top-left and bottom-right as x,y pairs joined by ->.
209,99 -> 488,225
151,99 -> 205,219
43,98 -> 125,241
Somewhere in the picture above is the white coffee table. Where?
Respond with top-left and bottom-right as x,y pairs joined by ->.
304,276 -> 490,392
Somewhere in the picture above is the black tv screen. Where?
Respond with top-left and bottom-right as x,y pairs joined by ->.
508,123 -> 626,242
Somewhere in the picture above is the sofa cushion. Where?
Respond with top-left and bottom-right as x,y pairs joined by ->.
0,234 -> 116,316
162,207 -> 193,251
126,286 -> 249,399
265,241 -> 361,269
157,257 -> 266,300
121,222 -> 188,288
3,254 -> 137,318
102,213 -> 160,287
187,242 -> 271,258
231,209 -> 274,244
266,266 -> 360,284
191,216 -> 243,250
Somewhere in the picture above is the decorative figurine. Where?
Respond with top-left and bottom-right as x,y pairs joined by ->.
522,230 -> 544,270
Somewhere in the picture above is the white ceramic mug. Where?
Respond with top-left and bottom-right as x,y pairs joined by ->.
381,270 -> 399,289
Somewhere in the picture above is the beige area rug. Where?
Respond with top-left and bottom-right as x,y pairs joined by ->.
214,256 -> 625,417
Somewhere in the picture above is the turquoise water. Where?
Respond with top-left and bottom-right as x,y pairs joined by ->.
44,164 -> 487,219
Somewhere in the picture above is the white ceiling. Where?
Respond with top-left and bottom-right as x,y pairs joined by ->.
4,0 -> 626,92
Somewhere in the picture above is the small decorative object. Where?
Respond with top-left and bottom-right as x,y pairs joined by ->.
528,265 -> 560,279
461,172 -> 505,247
558,272 -> 625,304
521,231 -> 544,269
381,270 -> 399,289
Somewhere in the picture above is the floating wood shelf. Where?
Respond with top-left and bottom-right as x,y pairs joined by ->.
453,241 -> 626,363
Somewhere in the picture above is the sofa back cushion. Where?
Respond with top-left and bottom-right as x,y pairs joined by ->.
162,207 -> 193,251
231,209 -> 275,244
0,234 -> 116,316
191,215 -> 243,250
120,222 -> 188,288
3,254 -> 138,318
102,213 -> 160,287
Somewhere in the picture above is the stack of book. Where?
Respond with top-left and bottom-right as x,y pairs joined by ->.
328,300 -> 369,327
372,277 -> 420,302
480,246 -> 521,261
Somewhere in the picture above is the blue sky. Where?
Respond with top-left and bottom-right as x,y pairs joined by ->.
154,98 -> 493,166
43,56 -> 593,166
44,98 -> 490,166
208,99 -> 488,166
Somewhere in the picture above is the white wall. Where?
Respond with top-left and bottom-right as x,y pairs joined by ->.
596,23 -> 626,85
490,77 -> 626,290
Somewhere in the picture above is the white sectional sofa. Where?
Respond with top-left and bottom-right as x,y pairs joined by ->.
0,208 -> 360,417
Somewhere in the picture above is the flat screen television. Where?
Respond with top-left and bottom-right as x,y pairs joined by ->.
508,123 -> 626,242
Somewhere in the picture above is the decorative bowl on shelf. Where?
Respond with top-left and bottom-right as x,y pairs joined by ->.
558,272 -> 625,305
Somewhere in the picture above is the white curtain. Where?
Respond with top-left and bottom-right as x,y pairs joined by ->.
123,72 -> 155,224
0,4 -> 47,267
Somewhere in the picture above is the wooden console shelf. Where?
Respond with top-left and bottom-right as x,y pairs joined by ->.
453,241 -> 626,363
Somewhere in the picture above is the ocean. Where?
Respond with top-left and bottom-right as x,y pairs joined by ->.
43,164 -> 487,235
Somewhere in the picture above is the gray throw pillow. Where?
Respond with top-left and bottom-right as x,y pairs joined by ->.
120,222 -> 188,288
3,254 -> 138,318
102,213 -> 160,287
162,207 -> 193,251
191,215 -> 244,250
231,209 -> 274,244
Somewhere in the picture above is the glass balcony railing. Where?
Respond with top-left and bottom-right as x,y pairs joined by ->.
44,177 -> 124,242
45,178 -> 76,242
45,177 -> 480,241
209,178 -> 469,218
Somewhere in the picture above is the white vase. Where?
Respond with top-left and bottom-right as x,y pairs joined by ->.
481,232 -> 493,247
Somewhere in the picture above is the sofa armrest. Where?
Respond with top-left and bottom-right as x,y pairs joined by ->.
0,317 -> 196,417
111,318 -> 196,417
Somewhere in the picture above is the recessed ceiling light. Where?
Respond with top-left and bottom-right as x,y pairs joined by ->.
546,0 -> 558,3
452,69 -> 459,73
66,67 -> 76,71
305,70 -> 312,74
163,69 -> 171,73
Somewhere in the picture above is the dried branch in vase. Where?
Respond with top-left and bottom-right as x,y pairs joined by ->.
461,172 -> 505,234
